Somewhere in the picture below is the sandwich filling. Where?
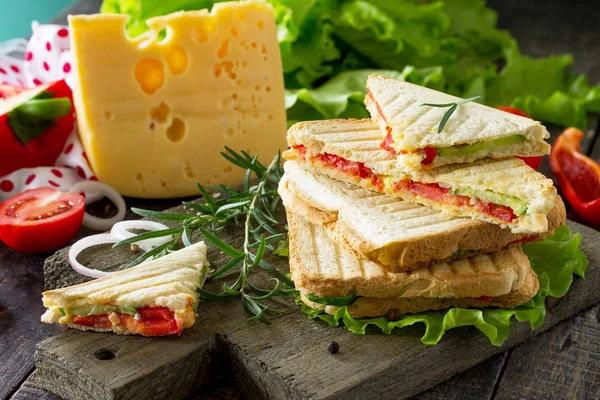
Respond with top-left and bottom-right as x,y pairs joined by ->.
46,303 -> 196,336
370,92 -> 527,166
292,145 -> 527,223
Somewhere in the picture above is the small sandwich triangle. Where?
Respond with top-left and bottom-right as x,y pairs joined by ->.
41,242 -> 209,336
365,74 -> 550,169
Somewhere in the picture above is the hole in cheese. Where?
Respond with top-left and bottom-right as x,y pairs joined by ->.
194,19 -> 216,43
164,45 -> 189,76
235,10 -> 245,20
104,111 -> 112,120
214,61 -> 234,79
257,20 -> 264,30
226,128 -> 234,137
232,93 -> 238,100
184,162 -> 194,178
223,166 -> 233,173
230,28 -> 238,37
265,86 -> 271,92
157,27 -> 168,43
261,44 -> 267,54
135,58 -> 164,95
150,102 -> 171,123
251,42 -> 257,49
217,40 -> 229,58
166,118 -> 186,142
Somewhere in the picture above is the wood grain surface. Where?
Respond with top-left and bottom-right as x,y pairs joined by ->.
32,219 -> 599,400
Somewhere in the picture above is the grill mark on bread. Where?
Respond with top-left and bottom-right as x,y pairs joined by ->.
332,240 -> 344,280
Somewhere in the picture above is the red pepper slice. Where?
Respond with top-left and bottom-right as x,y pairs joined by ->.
0,80 -> 74,177
549,127 -> 600,224
496,106 -> 543,170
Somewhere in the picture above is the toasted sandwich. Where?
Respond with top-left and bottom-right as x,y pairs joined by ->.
288,212 -> 539,319
365,74 -> 550,169
41,242 -> 208,336
279,160 -> 565,272
283,119 -> 557,234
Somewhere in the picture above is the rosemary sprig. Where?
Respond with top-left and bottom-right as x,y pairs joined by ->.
421,95 -> 481,133
113,147 -> 295,323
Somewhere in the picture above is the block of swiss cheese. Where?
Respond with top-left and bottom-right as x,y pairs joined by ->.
69,0 -> 286,198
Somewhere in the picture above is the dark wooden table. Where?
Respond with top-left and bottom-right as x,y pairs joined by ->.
2,0 -> 600,399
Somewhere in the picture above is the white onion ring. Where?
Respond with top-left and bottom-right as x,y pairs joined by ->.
69,181 -> 126,231
68,221 -> 173,278
110,220 -> 172,252
68,233 -> 116,278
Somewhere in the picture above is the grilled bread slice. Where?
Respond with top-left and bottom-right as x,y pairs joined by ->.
284,118 -> 557,234
288,212 -> 539,319
365,74 -> 550,169
41,242 -> 208,336
279,160 -> 565,272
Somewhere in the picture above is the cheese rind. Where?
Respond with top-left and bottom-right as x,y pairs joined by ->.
69,0 -> 286,198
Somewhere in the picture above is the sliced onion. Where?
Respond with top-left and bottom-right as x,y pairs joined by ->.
68,233 -> 116,278
110,220 -> 172,252
68,220 -> 173,278
69,181 -> 126,231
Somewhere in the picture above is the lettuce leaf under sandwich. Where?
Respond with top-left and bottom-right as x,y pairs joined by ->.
299,225 -> 587,346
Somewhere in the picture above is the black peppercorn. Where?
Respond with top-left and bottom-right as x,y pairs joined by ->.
386,308 -> 402,321
328,341 -> 339,354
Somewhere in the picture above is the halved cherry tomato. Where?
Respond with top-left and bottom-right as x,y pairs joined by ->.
0,187 -> 85,253
496,106 -> 543,170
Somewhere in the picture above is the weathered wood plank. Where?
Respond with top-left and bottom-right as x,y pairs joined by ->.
494,304 -> 600,399
10,371 -> 243,400
35,220 -> 599,400
410,354 -> 508,400
0,250 -> 62,400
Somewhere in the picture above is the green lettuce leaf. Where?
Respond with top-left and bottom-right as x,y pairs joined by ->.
286,67 -> 444,123
305,293 -> 358,306
300,225 -> 587,346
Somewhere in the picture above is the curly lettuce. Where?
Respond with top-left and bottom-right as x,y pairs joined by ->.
300,225 -> 587,346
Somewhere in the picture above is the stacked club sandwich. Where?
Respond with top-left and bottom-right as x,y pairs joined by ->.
279,74 -> 566,320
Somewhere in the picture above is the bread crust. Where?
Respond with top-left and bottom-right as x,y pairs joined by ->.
280,161 -> 565,271
300,266 -> 539,319
288,212 -> 534,300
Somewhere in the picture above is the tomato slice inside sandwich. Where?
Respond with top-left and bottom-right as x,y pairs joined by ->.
71,306 -> 182,336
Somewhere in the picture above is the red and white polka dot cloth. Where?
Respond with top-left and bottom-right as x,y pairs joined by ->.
0,22 -> 98,202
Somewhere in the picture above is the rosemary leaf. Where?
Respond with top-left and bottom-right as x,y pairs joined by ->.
437,104 -> 458,133
131,208 -> 192,221
113,227 -> 183,248
209,254 -> 244,280
199,228 -> 244,257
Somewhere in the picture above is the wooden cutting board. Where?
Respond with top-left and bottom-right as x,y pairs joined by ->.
35,206 -> 600,400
